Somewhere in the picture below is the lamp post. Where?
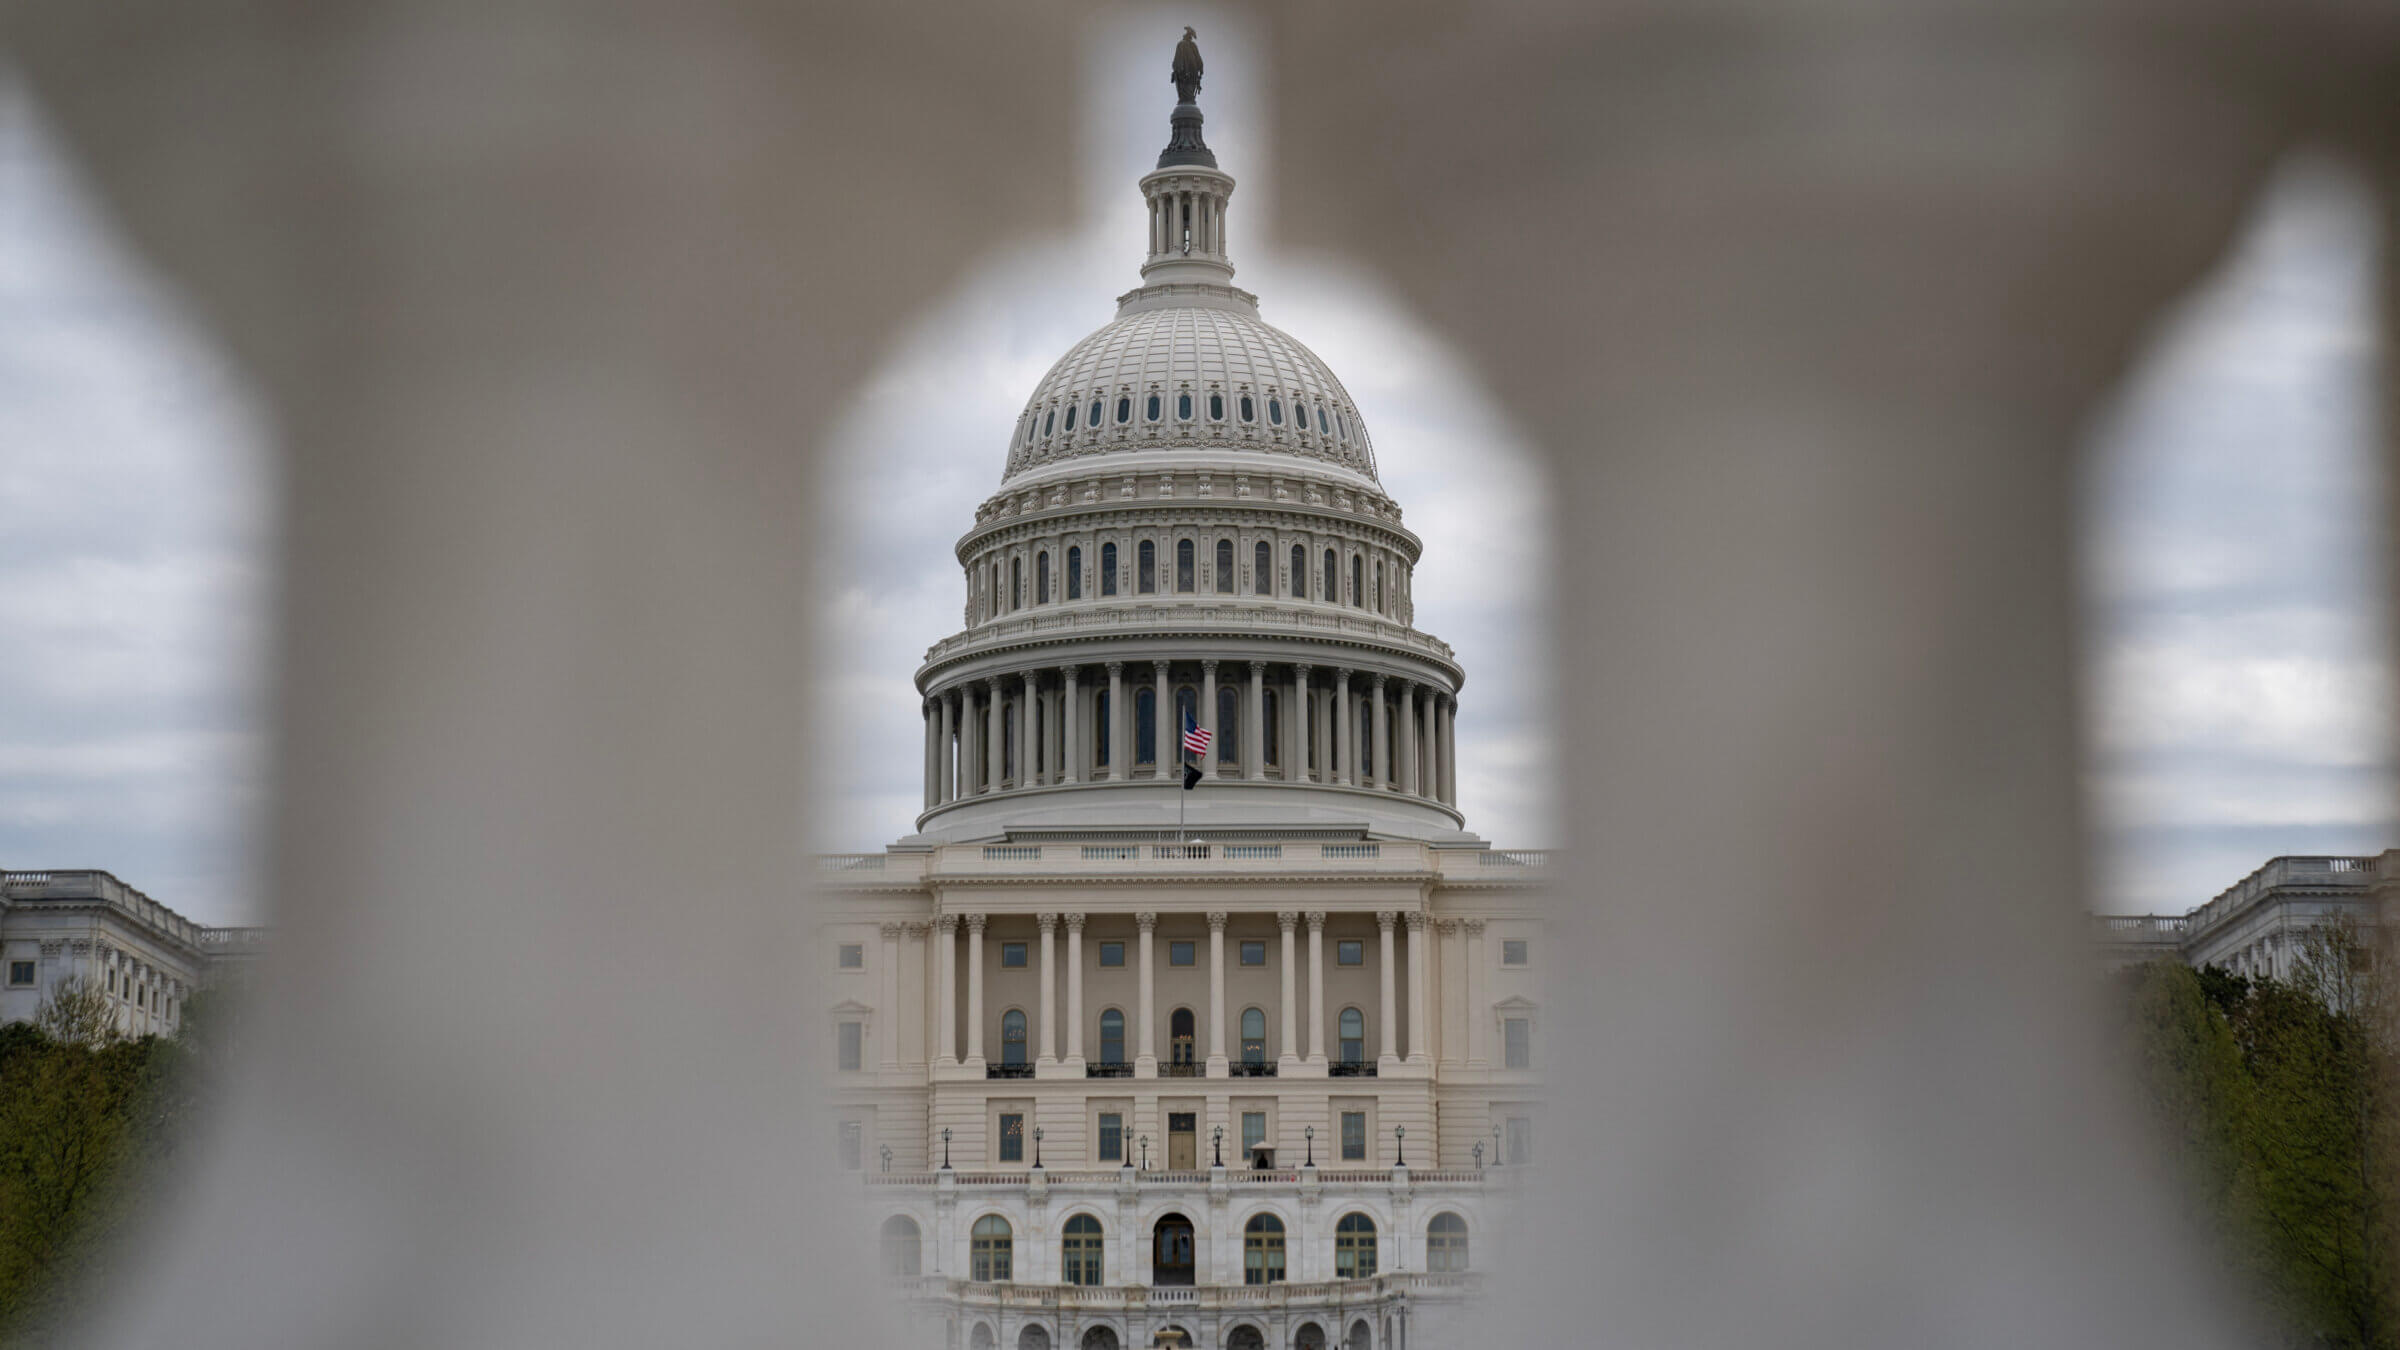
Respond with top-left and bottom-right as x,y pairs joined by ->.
1492,1123 -> 1503,1167
1212,1124 -> 1224,1167
880,1144 -> 893,1174
941,1127 -> 953,1170
1304,1125 -> 1315,1168
1139,1135 -> 1150,1170
1032,1125 -> 1045,1169
1472,1140 -> 1484,1170
1394,1124 -> 1406,1168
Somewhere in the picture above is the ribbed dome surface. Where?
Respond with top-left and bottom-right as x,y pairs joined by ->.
1004,301 -> 1379,483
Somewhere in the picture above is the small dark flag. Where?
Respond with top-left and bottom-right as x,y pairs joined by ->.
1181,763 -> 1202,791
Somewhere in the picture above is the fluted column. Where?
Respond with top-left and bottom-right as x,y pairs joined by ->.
1136,911 -> 1158,1074
1199,659 -> 1219,780
1464,919 -> 1488,1066
1277,912 -> 1299,1068
940,691 -> 957,803
1421,688 -> 1440,801
1017,672 -> 1035,787
1306,911 -> 1327,1063
958,685 -> 977,796
935,915 -> 958,1064
1206,910 -> 1229,1074
1152,660 -> 1172,778
965,914 -> 987,1065
1292,665 -> 1312,783
1335,669 -> 1354,786
922,703 -> 939,810
1247,661 -> 1266,777
983,677 -> 1003,794
1397,679 -> 1419,796
1439,695 -> 1457,804
1037,912 -> 1058,1065
1376,910 -> 1398,1064
1106,661 -> 1125,781
1406,911 -> 1430,1063
1369,674 -> 1389,790
1065,913 -> 1086,1066
1062,666 -> 1081,784
880,922 -> 903,1069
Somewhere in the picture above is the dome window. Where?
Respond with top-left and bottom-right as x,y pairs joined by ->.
1116,397 -> 1132,424
1267,398 -> 1283,426
1024,417 -> 1034,445
1238,395 -> 1254,423
1337,412 -> 1348,441
1064,404 -> 1077,432
1044,410 -> 1056,436
1177,392 -> 1193,420
1100,542 -> 1118,597
1318,406 -> 1330,435
1210,393 -> 1225,421
1146,394 -> 1161,422
1089,399 -> 1103,428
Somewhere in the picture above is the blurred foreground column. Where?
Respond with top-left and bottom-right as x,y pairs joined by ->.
4,3 -> 1072,1345
1269,5 -> 2400,1348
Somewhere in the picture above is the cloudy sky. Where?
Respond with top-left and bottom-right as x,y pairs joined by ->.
0,23 -> 2388,925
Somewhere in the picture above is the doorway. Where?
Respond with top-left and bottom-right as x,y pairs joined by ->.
1152,1213 -> 1195,1287
1167,1112 -> 1196,1170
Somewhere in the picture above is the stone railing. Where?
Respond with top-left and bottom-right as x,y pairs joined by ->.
889,1270 -> 1479,1311
864,1166 -> 1487,1193
2183,855 -> 2383,941
920,601 -> 1458,670
928,841 -> 1433,876
0,869 -> 211,952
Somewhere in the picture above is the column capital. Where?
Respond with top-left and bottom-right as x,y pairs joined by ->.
1434,918 -> 1459,936
934,914 -> 958,934
965,914 -> 988,934
1201,658 -> 1219,674
879,922 -> 904,941
1462,918 -> 1486,937
1037,912 -> 1058,933
904,920 -> 933,938
1062,664 -> 1080,682
1064,912 -> 1086,934
1397,676 -> 1416,693
1152,659 -> 1170,673
984,675 -> 1001,692
1376,911 -> 1397,932
1206,911 -> 1229,932
1277,911 -> 1299,932
1107,660 -> 1124,676
1370,672 -> 1388,691
1293,663 -> 1313,679
1249,660 -> 1267,676
1136,911 -> 1158,933
1305,910 -> 1327,930
1405,911 -> 1428,932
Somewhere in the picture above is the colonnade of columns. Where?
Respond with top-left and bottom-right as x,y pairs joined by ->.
920,660 -> 1458,811
929,909 -> 1432,1075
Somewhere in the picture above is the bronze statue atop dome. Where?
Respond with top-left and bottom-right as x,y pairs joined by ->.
1171,27 -> 1203,104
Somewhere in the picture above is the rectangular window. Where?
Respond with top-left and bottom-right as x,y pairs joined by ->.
1239,940 -> 1266,966
1340,1111 -> 1367,1162
1001,942 -> 1028,969
1502,939 -> 1528,966
999,1112 -> 1025,1163
1242,1111 -> 1266,1156
838,1121 -> 863,1171
838,1021 -> 863,1071
1099,941 -> 1125,967
1169,940 -> 1196,967
1504,1017 -> 1532,1069
6,961 -> 31,987
1507,1115 -> 1533,1165
1336,940 -> 1364,967
1139,540 -> 1156,593
1099,1113 -> 1124,1163
838,943 -> 864,969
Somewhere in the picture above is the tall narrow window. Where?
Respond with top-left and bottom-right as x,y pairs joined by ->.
1215,538 -> 1235,593
1339,1008 -> 1365,1064
1176,539 -> 1195,593
1146,394 -> 1161,422
1100,1008 -> 1125,1065
1264,690 -> 1280,767
1011,558 -> 1023,610
1101,541 -> 1119,596
1099,1111 -> 1125,1161
838,1021 -> 863,1071
1002,1010 -> 1027,1066
1218,687 -> 1238,763
1239,394 -> 1255,422
1351,556 -> 1363,607
1506,1116 -> 1533,1164
1136,689 -> 1157,765
1427,1213 -> 1469,1272
1254,540 -> 1271,595
1335,1213 -> 1379,1279
1318,406 -> 1331,435
1322,550 -> 1337,602
1210,392 -> 1225,421
1024,416 -> 1034,445
999,1113 -> 1026,1164
1505,1017 -> 1532,1068
1241,1110 -> 1267,1156
1044,409 -> 1055,436
1037,551 -> 1051,604
1178,392 -> 1193,420
973,1215 -> 1013,1280
1138,540 -> 1156,594
882,1216 -> 922,1276
1089,399 -> 1103,427
839,1121 -> 864,1170
1292,544 -> 1307,598
1065,402 -> 1077,431
1240,1007 -> 1266,1063
1096,690 -> 1111,767
1116,396 -> 1132,424
1372,560 -> 1382,612
1243,1215 -> 1286,1285
1063,1214 -> 1106,1286
1066,545 -> 1082,600
1340,1110 -> 1367,1161
1268,398 -> 1284,426
1170,1007 -> 1196,1067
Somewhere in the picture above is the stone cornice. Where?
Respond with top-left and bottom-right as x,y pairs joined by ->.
957,493 -> 1420,562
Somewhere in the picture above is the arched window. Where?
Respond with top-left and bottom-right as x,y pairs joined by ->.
1037,551 -> 1051,604
973,1324 -> 998,1350
1136,688 -> 1157,765
1318,406 -> 1331,435
972,1215 -> 1013,1281
1138,540 -> 1157,594
1011,557 -> 1023,610
1350,556 -> 1363,607
1339,1007 -> 1365,1064
880,1215 -> 921,1276
1335,1212 -> 1378,1279
1020,1327 -> 1052,1350
1292,544 -> 1307,598
1146,394 -> 1161,422
1066,545 -> 1082,600
1295,402 -> 1310,433
1100,1008 -> 1125,1065
1240,1007 -> 1266,1064
1044,409 -> 1056,436
1062,1214 -> 1105,1286
1088,399 -> 1103,427
1065,402 -> 1077,431
1239,394 -> 1255,422
1337,412 -> 1349,441
1372,559 -> 1381,612
1268,398 -> 1284,426
1216,538 -> 1235,594
1170,1007 -> 1196,1068
1178,392 -> 1193,420
1226,1329 -> 1265,1350
1254,540 -> 1271,595
1024,416 -> 1034,445
1116,396 -> 1132,424
1427,1212 -> 1470,1272
1084,1329 -> 1122,1350
1322,549 -> 1337,603
1096,690 -> 1111,768
1347,1319 -> 1372,1350
1263,690 -> 1280,767
1210,392 -> 1225,421
1001,1009 -> 1027,1066
1217,686 -> 1238,763
1243,1214 -> 1286,1285
1294,1324 -> 1327,1350
1101,541 -> 1119,596
1176,539 -> 1196,593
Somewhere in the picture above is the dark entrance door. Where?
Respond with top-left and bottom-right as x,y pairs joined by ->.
1167,1112 -> 1196,1170
1152,1213 -> 1196,1287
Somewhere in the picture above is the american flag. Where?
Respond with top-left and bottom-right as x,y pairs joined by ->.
1181,713 -> 1213,758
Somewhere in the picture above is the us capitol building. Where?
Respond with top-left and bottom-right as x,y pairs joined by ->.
818,35 -> 1547,1350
